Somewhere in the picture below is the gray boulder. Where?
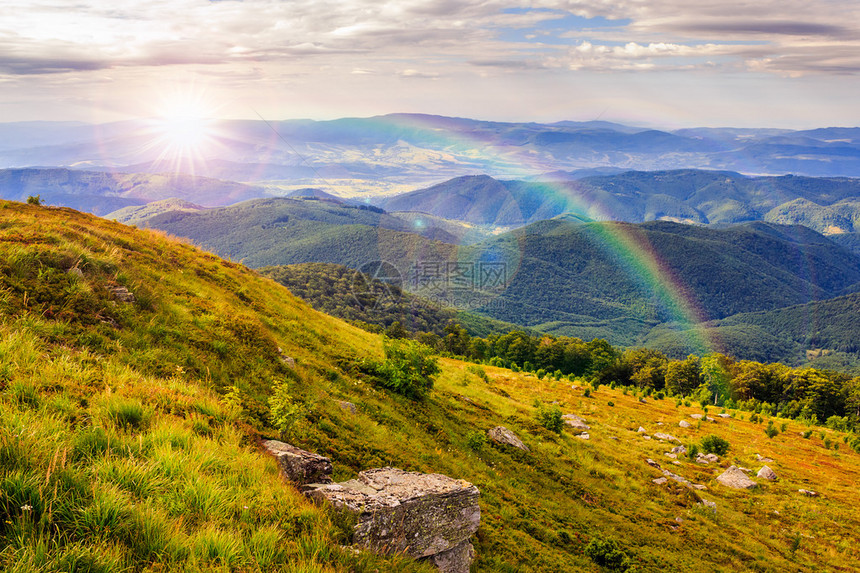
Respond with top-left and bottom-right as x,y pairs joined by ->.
563,414 -> 590,431
487,426 -> 529,452
305,468 -> 480,573
671,445 -> 687,455
336,400 -> 357,414
109,285 -> 135,303
757,466 -> 778,481
653,432 -> 679,442
716,466 -> 757,490
679,420 -> 692,428
262,440 -> 332,486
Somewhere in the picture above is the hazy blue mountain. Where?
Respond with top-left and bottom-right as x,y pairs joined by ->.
105,198 -> 207,225
4,115 -> 860,186
0,168 -> 265,215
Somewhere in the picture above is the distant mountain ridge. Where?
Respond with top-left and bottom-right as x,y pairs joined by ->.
4,115 -> 860,187
377,170 -> 860,227
0,168 -> 265,215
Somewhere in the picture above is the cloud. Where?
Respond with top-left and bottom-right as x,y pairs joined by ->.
0,0 -> 857,80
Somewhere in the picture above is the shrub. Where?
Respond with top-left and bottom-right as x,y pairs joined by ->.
536,405 -> 563,434
607,401 -> 614,407
536,369 -> 547,380
375,339 -> 440,400
269,380 -> 305,436
466,365 -> 489,383
764,422 -> 779,439
26,195 -> 42,206
700,434 -> 730,456
583,388 -> 591,398
687,444 -> 699,460
466,431 -> 487,451
802,430 -> 812,439
584,536 -> 630,571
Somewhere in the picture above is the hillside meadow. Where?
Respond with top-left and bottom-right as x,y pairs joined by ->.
0,200 -> 859,571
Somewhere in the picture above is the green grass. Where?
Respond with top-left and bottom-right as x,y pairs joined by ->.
1,200 -> 860,571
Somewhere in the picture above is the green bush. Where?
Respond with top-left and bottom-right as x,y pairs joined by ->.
466,431 -> 487,451
764,422 -> 779,439
466,365 -> 489,383
584,536 -> 630,571
700,434 -> 730,456
536,369 -> 546,380
802,429 -> 813,439
536,405 -> 563,434
375,338 -> 440,400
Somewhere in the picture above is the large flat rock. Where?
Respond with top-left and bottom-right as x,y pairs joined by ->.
305,467 -> 480,568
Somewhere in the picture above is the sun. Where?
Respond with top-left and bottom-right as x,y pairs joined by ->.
142,87 -> 222,173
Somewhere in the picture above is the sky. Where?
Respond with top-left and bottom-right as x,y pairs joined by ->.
1,0 -> 858,128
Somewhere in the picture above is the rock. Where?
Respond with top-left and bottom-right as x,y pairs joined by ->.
562,414 -> 590,431
755,453 -> 774,463
691,484 -> 708,490
429,540 -> 475,573
757,466 -> 778,481
738,467 -> 752,474
336,400 -> 357,414
695,453 -> 719,464
109,285 -> 135,303
282,356 -> 296,368
67,267 -> 84,278
487,426 -> 529,452
690,414 -> 703,420
798,489 -> 819,497
705,416 -> 716,422
653,432 -> 679,442
653,477 -> 668,485
716,466 -> 757,490
679,420 -> 692,428
671,445 -> 687,455
718,413 -> 732,418
305,468 -> 480,572
637,426 -> 647,433
576,432 -> 590,440
643,435 -> 651,440
645,458 -> 662,469
672,461 -> 682,466
699,499 -> 717,512
262,440 -> 332,486
664,452 -> 677,459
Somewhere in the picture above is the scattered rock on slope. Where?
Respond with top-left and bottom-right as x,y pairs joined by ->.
487,426 -> 529,451
262,440 -> 333,486
757,466 -> 778,481
653,432 -> 679,442
717,466 -> 757,490
305,468 -> 481,573
563,414 -> 590,431
679,420 -> 692,428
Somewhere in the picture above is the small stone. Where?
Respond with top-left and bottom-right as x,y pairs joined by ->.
679,420 -> 692,428
671,445 -> 687,455
699,500 -> 717,512
653,432 -> 679,442
798,489 -> 819,497
67,267 -> 84,278
716,466 -> 757,490
643,435 -> 651,440
672,461 -> 682,465
109,285 -> 135,303
563,414 -> 590,431
487,426 -> 529,452
336,400 -> 357,414
664,452 -> 677,459
690,414 -> 703,420
576,432 -> 590,440
653,477 -> 668,485
718,413 -> 732,418
282,356 -> 296,368
757,466 -> 778,481
637,426 -> 647,433
645,458 -> 661,469
755,453 -> 774,463
691,484 -> 708,490
675,517 -> 683,523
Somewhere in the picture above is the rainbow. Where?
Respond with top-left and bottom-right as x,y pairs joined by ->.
376,113 -> 725,355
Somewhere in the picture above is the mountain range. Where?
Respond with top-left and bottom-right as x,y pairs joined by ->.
4,116 -> 860,192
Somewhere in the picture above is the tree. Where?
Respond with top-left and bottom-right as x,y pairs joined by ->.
665,355 -> 701,396
26,195 -> 42,206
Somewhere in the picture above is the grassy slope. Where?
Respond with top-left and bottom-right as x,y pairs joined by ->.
1,201 -> 860,571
